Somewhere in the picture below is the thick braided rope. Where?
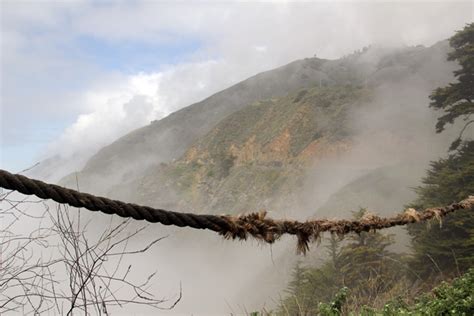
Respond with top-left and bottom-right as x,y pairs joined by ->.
0,169 -> 231,233
1,169 -> 473,253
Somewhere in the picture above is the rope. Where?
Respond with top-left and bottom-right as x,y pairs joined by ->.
0,169 -> 472,253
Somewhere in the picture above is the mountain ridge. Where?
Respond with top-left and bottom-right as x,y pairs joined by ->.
57,40 -> 456,217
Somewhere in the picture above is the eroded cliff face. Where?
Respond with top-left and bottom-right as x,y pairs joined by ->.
186,131 -> 349,167
134,86 -> 365,215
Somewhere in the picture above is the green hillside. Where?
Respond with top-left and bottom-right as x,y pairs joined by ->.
134,86 -> 370,214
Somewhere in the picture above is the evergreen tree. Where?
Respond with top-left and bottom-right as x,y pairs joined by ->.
278,210 -> 404,314
337,210 -> 402,307
408,141 -> 474,278
429,23 -> 474,150
407,23 -> 474,279
279,247 -> 342,315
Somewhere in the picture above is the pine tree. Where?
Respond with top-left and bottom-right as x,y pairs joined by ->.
430,23 -> 474,150
407,23 -> 474,279
337,210 -> 402,307
278,250 -> 342,315
408,141 -> 474,278
278,210 -> 404,314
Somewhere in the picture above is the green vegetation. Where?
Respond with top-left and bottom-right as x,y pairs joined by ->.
407,141 -> 474,278
430,22 -> 473,150
196,85 -> 368,160
151,85 -> 369,215
278,211 -> 405,315
325,268 -> 474,315
204,164 -> 293,214
253,267 -> 473,315
378,268 -> 474,315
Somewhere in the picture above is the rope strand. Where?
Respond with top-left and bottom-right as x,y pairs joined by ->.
0,169 -> 472,253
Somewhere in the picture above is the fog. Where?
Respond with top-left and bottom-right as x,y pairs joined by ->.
1,1 -> 473,315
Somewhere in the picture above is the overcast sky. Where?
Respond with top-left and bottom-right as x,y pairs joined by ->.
1,0 -> 472,173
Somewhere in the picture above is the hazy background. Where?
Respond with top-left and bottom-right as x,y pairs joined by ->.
1,0 -> 472,174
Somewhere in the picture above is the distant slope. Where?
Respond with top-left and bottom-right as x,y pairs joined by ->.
134,86 -> 367,214
315,164 -> 425,218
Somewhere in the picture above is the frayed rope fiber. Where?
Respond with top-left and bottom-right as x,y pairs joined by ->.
1,169 -> 472,254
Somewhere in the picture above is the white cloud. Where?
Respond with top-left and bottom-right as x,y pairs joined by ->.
43,58 -> 264,171
46,72 -> 160,159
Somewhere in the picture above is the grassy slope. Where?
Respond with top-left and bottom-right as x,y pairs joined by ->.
135,85 -> 370,215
